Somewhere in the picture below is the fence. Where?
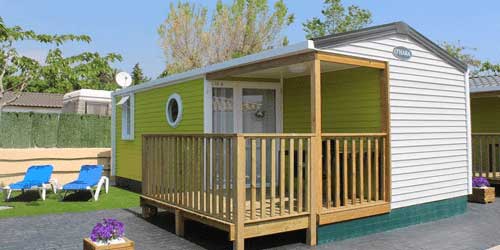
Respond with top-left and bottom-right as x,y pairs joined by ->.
0,112 -> 110,148
0,148 -> 111,186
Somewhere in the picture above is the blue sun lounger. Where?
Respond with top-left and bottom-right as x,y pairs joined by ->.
61,165 -> 109,201
2,165 -> 55,201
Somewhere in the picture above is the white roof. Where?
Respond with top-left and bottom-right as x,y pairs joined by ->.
64,89 -> 112,102
112,41 -> 315,96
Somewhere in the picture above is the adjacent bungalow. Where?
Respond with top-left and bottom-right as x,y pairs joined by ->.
0,89 -> 112,116
62,89 -> 112,116
111,22 -> 471,248
469,75 -> 500,183
0,91 -> 63,113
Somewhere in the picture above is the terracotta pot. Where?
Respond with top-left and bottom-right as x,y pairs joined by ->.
83,237 -> 134,250
468,187 -> 495,204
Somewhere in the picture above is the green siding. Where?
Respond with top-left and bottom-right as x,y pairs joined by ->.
471,97 -> 500,133
318,196 -> 467,244
115,79 -> 204,181
283,75 -> 311,133
283,67 -> 381,133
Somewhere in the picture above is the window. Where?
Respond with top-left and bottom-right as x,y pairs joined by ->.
166,93 -> 183,128
212,88 -> 234,133
117,95 -> 134,140
85,102 -> 110,116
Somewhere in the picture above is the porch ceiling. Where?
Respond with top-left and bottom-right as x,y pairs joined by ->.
234,62 -> 359,80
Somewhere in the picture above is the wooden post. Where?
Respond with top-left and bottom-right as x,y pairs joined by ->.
141,205 -> 157,219
307,56 -> 321,246
233,134 -> 246,250
175,209 -> 185,237
142,136 -> 147,196
380,62 -> 391,203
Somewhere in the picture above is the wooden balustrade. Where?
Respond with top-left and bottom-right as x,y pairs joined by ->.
321,133 -> 388,211
142,133 -> 313,224
472,133 -> 500,179
242,134 -> 313,222
142,132 -> 389,234
142,134 -> 236,222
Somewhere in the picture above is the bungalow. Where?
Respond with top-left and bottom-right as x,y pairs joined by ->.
111,22 -> 470,248
0,91 -> 63,113
469,75 -> 500,183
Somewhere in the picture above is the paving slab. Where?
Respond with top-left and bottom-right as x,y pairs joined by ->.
0,201 -> 499,249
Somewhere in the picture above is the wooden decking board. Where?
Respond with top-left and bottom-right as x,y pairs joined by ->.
146,191 -> 296,221
319,201 -> 390,225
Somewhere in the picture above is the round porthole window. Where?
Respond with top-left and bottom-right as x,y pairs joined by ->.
166,93 -> 183,128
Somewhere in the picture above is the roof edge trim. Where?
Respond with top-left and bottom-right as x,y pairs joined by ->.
470,86 -> 500,93
112,41 -> 314,96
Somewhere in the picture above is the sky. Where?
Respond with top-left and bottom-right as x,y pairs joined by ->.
1,0 -> 499,78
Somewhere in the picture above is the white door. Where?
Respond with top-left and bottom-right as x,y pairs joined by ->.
211,82 -> 282,187
242,88 -> 277,133
211,81 -> 282,133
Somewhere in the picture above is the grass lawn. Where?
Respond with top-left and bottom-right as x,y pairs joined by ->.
0,186 -> 140,219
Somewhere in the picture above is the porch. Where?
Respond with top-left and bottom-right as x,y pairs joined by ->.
140,51 -> 391,249
472,133 -> 500,184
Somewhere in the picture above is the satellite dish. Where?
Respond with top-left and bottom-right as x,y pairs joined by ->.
115,72 -> 132,88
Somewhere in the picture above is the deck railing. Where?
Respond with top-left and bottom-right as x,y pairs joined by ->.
472,133 -> 500,178
321,133 -> 389,211
142,133 -> 313,225
242,134 -> 313,222
142,134 -> 236,222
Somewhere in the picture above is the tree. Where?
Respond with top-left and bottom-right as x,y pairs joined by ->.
131,63 -> 150,85
158,68 -> 169,79
441,41 -> 500,76
0,16 -> 90,110
158,0 -> 294,74
1,17 -> 124,98
440,41 -> 481,69
22,49 -> 123,93
303,0 -> 372,39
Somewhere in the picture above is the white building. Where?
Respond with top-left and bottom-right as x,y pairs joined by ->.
63,89 -> 112,116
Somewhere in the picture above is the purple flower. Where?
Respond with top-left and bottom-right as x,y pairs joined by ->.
472,177 -> 490,188
89,218 -> 125,243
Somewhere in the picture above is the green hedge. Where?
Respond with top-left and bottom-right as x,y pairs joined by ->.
0,112 -> 111,148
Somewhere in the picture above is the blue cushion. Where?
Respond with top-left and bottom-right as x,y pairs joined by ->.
8,165 -> 53,190
62,180 -> 92,190
9,180 -> 45,189
62,165 -> 103,190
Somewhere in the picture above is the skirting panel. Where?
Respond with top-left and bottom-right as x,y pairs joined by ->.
318,196 -> 467,244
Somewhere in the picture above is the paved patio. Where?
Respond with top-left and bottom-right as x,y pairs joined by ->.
0,200 -> 499,250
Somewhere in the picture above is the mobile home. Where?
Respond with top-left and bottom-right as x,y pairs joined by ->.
111,22 -> 470,248
470,75 -> 500,183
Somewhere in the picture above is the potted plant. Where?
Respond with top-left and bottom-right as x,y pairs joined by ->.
468,177 -> 495,204
83,218 -> 134,250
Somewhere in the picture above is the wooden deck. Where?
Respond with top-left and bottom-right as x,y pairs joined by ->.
141,132 -> 391,248
140,194 -> 310,241
144,191 -> 303,221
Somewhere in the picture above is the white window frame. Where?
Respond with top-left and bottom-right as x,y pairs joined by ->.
208,80 -> 283,133
165,93 -> 183,128
118,94 -> 134,140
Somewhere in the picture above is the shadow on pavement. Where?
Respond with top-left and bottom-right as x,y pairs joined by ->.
131,210 -> 306,250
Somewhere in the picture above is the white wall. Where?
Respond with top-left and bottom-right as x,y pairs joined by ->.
320,34 -> 469,209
